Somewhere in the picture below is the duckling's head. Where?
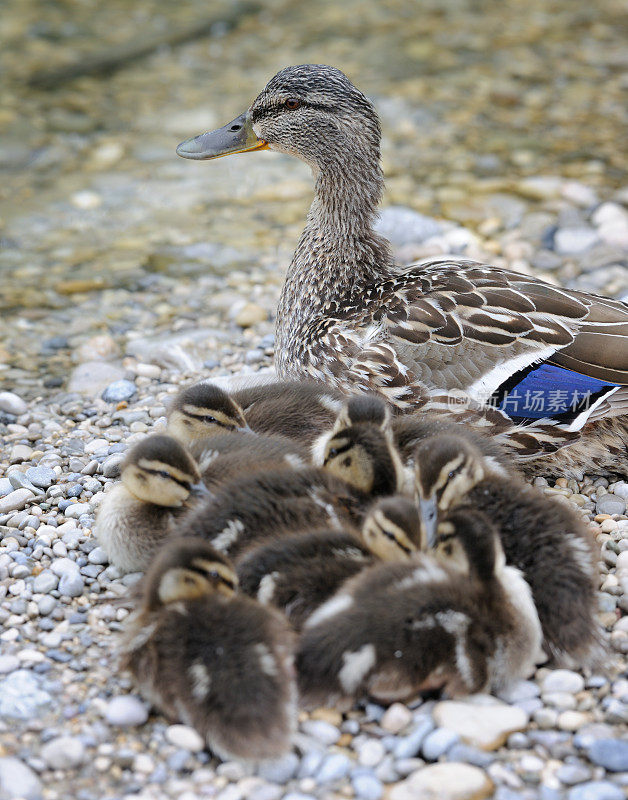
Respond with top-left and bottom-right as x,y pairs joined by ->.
176,65 -> 381,177
361,497 -> 422,561
414,435 -> 486,544
334,394 -> 392,434
432,509 -> 504,584
323,424 -> 402,497
167,382 -> 249,444
144,537 -> 238,610
121,434 -> 205,507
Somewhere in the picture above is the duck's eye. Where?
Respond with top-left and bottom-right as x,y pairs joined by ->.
284,98 -> 301,110
202,415 -> 217,424
448,470 -> 455,479
209,570 -> 220,580
158,470 -> 171,480
327,447 -> 339,458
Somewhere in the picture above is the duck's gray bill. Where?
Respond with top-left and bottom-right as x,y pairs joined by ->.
176,112 -> 268,161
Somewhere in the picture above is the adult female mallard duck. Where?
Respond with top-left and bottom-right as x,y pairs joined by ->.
177,64 -> 628,477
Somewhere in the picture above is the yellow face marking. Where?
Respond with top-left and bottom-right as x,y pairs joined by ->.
137,458 -> 196,486
191,558 -> 238,593
363,508 -> 419,561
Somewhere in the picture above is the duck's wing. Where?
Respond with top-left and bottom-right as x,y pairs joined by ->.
379,259 -> 628,425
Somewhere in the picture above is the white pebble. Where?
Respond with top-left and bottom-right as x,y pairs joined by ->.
0,391 -> 27,416
41,736 -> 86,769
105,695 -> 149,727
381,703 -> 413,734
165,724 -> 205,753
541,669 -> 585,694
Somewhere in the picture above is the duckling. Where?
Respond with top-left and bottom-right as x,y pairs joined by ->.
95,434 -> 207,573
167,382 -> 250,443
236,496 -> 421,629
316,393 -> 511,473
414,434 -> 606,670
179,421 -> 404,561
296,507 -> 542,709
190,431 -> 310,493
119,537 -> 296,761
169,379 -> 345,448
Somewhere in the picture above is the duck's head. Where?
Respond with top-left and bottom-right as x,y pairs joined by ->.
323,422 -> 403,497
361,496 -> 423,561
414,435 -> 486,545
120,434 -> 208,507
167,382 -> 250,444
144,537 -> 238,610
334,394 -> 392,435
176,64 -> 381,175
432,508 -> 504,584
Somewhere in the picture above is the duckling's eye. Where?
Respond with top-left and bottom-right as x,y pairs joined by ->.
448,470 -> 455,479
284,98 -> 301,110
327,447 -> 339,458
209,570 -> 220,580
158,470 -> 171,480
202,415 -> 217,424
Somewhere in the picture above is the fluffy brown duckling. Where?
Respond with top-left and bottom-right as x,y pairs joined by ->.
319,393 -> 511,473
168,379 -> 345,447
179,420 -> 404,561
296,508 -> 542,709
414,434 -> 606,670
95,434 -> 207,573
236,496 -> 421,629
119,537 -> 296,761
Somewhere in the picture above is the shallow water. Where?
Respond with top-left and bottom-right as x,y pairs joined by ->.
1,0 -> 627,392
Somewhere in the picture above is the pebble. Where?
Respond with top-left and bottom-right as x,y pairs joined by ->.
41,736 -> 86,769
381,703 -> 413,734
568,782 -> 625,800
102,380 -> 137,402
421,727 -> 460,761
315,753 -> 351,783
235,303 -> 268,327
0,670 -> 52,719
58,572 -> 85,597
165,724 -> 205,752
541,670 -> 585,694
374,206 -> 442,246
64,502 -> 90,519
257,753 -> 299,783
596,494 -> 626,516
300,719 -> 341,746
0,391 -> 27,415
0,757 -> 42,800
102,453 -> 124,478
32,570 -> 59,593
352,772 -> 383,800
393,717 -> 435,759
433,699 -> 528,751
587,739 -> 628,772
88,546 -> 109,564
357,739 -> 386,767
67,361 -> 127,395
554,227 -> 599,255
0,488 -> 34,514
389,762 -> 493,800
25,466 -> 56,489
0,655 -> 20,674
105,695 -> 149,727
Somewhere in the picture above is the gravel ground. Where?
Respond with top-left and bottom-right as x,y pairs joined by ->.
0,181 -> 627,800
2,1 -> 628,798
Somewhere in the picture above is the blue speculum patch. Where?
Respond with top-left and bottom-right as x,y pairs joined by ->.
492,362 -> 620,423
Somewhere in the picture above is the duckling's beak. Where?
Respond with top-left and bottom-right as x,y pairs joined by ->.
190,481 -> 211,497
176,112 -> 268,160
419,498 -> 438,548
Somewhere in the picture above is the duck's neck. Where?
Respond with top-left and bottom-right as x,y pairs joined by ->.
276,155 -> 394,363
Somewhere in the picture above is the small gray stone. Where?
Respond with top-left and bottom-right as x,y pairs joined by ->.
0,655 -> 20,674
596,494 -> 626,516
0,670 -> 52,720
257,752 -> 299,783
58,572 -> 84,597
8,473 -> 42,495
0,488 -> 34,514
51,558 -> 80,578
300,719 -> 341,746
0,391 -> 28,416
556,763 -> 592,785
102,454 -> 124,478
32,570 -> 59,594
542,670 -> 585,694
41,736 -> 86,769
352,772 -> 383,800
375,206 -> 442,247
105,695 -> 149,727
0,757 -> 42,800
421,727 -> 460,761
0,479 -> 12,498
568,781 -> 624,800
25,467 -> 56,489
316,753 -> 351,783
102,380 -> 137,403
393,717 -> 434,759
64,502 -> 90,519
38,596 -> 56,616
87,546 -> 109,565
554,227 -> 599,255
588,739 -> 628,772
